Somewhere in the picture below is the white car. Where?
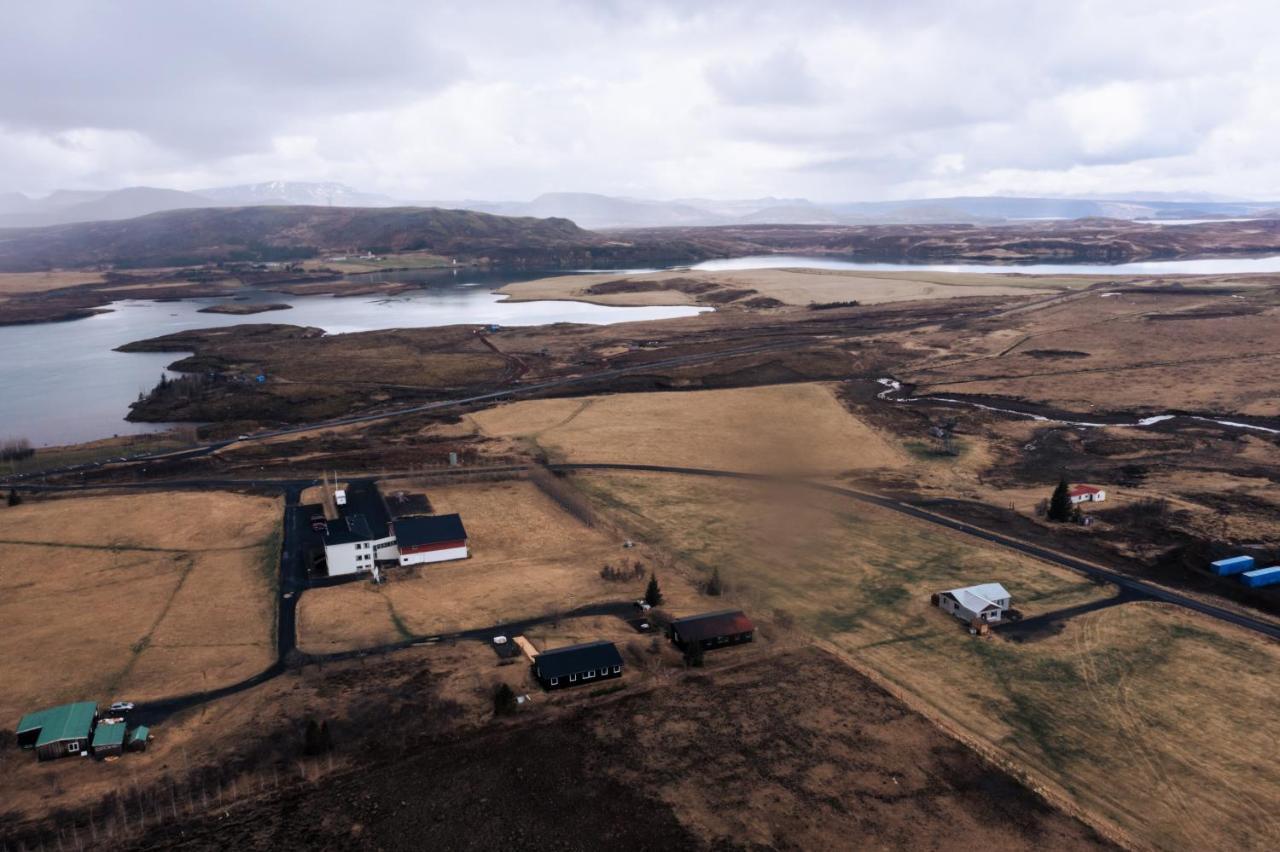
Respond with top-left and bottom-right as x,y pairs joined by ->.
109,701 -> 134,712
492,635 -> 508,645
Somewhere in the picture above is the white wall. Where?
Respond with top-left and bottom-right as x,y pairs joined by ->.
325,540 -> 377,576
399,545 -> 469,567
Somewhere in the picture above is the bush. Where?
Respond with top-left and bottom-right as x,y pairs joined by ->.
705,567 -> 723,596
493,683 -> 518,717
6,489 -> 20,507
0,438 -> 33,462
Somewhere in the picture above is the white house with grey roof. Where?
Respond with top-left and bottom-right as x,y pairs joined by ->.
937,582 -> 1011,624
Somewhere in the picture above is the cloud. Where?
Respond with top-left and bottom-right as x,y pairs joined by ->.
0,0 -> 1276,201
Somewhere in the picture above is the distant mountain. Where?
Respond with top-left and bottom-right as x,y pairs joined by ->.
0,186 -> 216,228
197,181 -> 399,207
0,205 -> 721,272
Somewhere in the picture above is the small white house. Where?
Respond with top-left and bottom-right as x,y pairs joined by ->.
1069,485 -> 1106,504
937,582 -> 1011,624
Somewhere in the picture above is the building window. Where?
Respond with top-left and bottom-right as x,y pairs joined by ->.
66,741 -> 78,752
612,665 -> 621,674
569,673 -> 576,682
550,677 -> 559,686
584,669 -> 595,679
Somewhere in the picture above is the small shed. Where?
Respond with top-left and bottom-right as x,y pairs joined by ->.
128,726 -> 150,752
16,702 -> 97,761
937,583 -> 1011,624
1240,566 -> 1280,588
532,640 -> 623,690
670,609 -> 756,652
91,721 -> 126,757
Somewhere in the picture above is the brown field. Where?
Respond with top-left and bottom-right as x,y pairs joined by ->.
575,470 -> 1280,851
902,284 -> 1280,416
499,267 -> 1084,308
468,382 -> 907,474
0,490 -> 280,726
0,270 -> 106,296
297,479 -> 704,652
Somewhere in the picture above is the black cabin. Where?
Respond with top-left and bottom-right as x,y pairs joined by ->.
670,609 -> 755,652
532,640 -> 624,690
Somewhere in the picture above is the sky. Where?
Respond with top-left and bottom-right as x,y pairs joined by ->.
1,0 -> 1278,202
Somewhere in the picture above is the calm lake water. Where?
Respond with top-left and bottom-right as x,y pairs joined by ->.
3,253 -> 1279,445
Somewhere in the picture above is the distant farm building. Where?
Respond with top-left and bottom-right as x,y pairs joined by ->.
1069,485 -> 1107,504
1210,555 -> 1255,576
670,609 -> 756,652
318,482 -> 398,578
532,640 -> 624,690
936,583 -> 1011,624
393,513 -> 469,566
128,726 -> 150,752
16,702 -> 96,761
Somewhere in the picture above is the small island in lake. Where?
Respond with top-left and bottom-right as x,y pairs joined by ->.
197,302 -> 293,315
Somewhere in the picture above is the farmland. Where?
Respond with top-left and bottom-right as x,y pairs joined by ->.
297,479 -> 704,652
574,470 -> 1280,850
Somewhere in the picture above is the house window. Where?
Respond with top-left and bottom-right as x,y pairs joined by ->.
569,673 -> 576,682
66,741 -> 78,752
612,665 -> 621,674
550,677 -> 559,686
584,669 -> 595,679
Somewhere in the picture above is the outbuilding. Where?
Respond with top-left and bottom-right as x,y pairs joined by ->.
670,609 -> 756,652
91,721 -> 126,757
936,582 -> 1011,624
128,726 -> 150,752
16,702 -> 97,761
393,513 -> 469,566
1069,485 -> 1107,504
532,640 -> 623,690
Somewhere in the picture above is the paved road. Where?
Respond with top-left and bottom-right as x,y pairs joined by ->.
2,338 -> 810,484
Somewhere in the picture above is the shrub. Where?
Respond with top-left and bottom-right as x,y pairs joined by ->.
705,567 -> 723,596
493,683 -> 518,717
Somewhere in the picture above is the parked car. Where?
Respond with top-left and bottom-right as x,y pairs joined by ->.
633,600 -> 651,612
109,701 -> 134,712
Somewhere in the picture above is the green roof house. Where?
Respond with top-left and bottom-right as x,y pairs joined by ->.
128,726 -> 150,752
91,721 -> 127,757
16,702 -> 97,761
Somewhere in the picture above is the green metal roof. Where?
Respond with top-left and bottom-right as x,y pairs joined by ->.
92,722 -> 126,748
129,726 -> 149,744
17,702 -> 97,747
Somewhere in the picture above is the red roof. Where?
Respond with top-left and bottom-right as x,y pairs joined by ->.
1069,485 -> 1103,496
671,609 -> 755,642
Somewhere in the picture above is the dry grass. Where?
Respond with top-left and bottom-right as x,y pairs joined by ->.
499,268 -> 1080,308
0,270 -> 106,296
0,491 -> 280,726
578,470 -> 1280,851
469,382 -> 906,474
296,479 -> 705,652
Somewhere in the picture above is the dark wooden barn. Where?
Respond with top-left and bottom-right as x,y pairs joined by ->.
532,640 -> 624,690
670,609 -> 755,652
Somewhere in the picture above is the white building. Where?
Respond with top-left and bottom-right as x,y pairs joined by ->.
1069,485 -> 1107,504
322,514 -> 397,577
937,582 -> 1011,624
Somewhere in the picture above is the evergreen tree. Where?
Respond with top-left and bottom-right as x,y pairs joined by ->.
319,720 -> 333,753
303,719 -> 322,755
493,683 -> 518,716
1048,478 -> 1073,522
705,567 -> 723,596
644,572 -> 664,607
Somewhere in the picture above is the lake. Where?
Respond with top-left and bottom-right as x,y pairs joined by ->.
3,253 -> 1279,446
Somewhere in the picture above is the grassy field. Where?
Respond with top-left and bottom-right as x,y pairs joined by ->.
499,267 -> 1086,308
0,270 -> 106,296
576,471 -> 1280,851
296,479 -> 705,652
469,382 -> 906,474
0,490 -> 280,726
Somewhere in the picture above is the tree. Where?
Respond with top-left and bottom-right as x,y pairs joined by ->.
705,567 -> 723,596
644,572 -> 664,607
1048,478 -> 1074,522
493,683 -> 518,716
6,489 -> 19,507
302,719 -> 323,756
684,641 -> 705,668
319,721 -> 333,753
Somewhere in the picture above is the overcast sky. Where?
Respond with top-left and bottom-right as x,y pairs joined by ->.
2,0 -> 1277,201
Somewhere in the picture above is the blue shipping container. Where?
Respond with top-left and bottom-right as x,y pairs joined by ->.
1240,566 -> 1280,589
1210,555 -> 1255,575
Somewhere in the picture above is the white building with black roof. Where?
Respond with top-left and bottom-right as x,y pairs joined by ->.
393,513 -> 469,566
532,640 -> 624,690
